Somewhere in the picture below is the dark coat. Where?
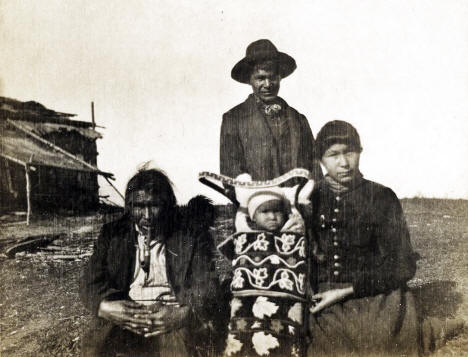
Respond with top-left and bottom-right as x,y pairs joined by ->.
220,94 -> 322,181
308,179 -> 417,297
80,196 -> 227,356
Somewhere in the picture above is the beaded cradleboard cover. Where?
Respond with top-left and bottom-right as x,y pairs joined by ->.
218,231 -> 309,357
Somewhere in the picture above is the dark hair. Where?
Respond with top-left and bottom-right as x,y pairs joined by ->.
125,168 -> 177,210
316,120 -> 362,159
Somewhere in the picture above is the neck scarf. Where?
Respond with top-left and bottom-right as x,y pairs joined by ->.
254,95 -> 283,117
135,224 -> 165,276
324,173 -> 364,194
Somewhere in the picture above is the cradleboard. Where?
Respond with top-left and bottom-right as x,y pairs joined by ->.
218,230 -> 309,357
199,169 -> 314,357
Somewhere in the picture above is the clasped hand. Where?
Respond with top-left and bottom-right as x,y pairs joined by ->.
98,300 -> 189,338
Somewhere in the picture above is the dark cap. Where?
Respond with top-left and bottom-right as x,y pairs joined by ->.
316,120 -> 362,158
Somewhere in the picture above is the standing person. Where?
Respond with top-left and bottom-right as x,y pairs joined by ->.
306,120 -> 421,356
220,39 -> 322,183
80,169 -> 226,357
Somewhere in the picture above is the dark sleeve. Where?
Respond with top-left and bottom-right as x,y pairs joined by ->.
353,189 -> 417,297
220,112 -> 245,178
299,114 -> 323,182
80,224 -> 127,316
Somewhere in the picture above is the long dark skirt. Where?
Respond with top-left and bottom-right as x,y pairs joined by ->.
307,283 -> 420,357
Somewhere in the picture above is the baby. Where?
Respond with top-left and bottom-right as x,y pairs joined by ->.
232,171 -> 313,235
247,188 -> 290,232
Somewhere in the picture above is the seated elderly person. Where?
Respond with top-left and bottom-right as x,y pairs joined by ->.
80,169 -> 226,357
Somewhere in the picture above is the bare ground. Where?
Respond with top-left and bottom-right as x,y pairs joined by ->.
0,199 -> 467,356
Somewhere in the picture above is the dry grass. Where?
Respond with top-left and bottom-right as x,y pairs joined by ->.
0,199 -> 466,356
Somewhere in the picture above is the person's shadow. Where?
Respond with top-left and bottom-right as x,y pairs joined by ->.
410,280 -> 463,319
409,281 -> 465,353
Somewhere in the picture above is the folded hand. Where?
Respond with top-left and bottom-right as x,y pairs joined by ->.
142,304 -> 189,338
98,300 -> 153,335
98,300 -> 189,338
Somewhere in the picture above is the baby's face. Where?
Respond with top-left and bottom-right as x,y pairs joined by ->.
253,200 -> 286,232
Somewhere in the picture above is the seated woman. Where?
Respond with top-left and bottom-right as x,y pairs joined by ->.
306,120 -> 462,357
306,120 -> 420,356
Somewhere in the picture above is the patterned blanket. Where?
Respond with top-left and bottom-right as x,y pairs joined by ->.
219,231 -> 309,357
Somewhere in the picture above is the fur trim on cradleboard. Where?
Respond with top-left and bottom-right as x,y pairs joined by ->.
199,169 -> 315,357
176,195 -> 216,234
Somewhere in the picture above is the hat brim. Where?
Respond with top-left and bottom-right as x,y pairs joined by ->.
231,51 -> 297,84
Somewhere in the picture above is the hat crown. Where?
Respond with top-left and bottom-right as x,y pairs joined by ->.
245,39 -> 279,59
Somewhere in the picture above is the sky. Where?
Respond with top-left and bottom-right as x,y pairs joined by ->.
1,0 -> 467,204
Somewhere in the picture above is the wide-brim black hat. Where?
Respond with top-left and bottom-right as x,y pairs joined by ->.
231,39 -> 297,84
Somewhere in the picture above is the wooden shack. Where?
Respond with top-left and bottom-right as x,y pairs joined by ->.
0,97 -> 114,219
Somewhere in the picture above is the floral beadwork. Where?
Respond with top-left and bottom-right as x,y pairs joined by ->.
232,270 -> 245,289
253,233 -> 269,251
225,334 -> 243,356
287,302 -> 303,324
235,234 -> 247,254
252,332 -> 280,356
278,271 -> 294,291
252,268 -> 268,286
298,240 -> 305,258
277,234 -> 296,252
270,320 -> 284,333
232,268 -> 305,294
273,235 -> 306,256
297,273 -> 305,292
230,298 -> 243,317
252,296 -> 279,319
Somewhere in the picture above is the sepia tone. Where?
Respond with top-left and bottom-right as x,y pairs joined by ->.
1,1 -> 467,356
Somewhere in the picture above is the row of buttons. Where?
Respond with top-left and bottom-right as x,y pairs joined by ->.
332,196 -> 341,277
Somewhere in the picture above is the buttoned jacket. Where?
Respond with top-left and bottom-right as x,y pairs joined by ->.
307,179 -> 417,297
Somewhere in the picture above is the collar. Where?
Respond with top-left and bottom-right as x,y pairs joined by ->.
253,94 -> 286,117
323,173 -> 364,194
